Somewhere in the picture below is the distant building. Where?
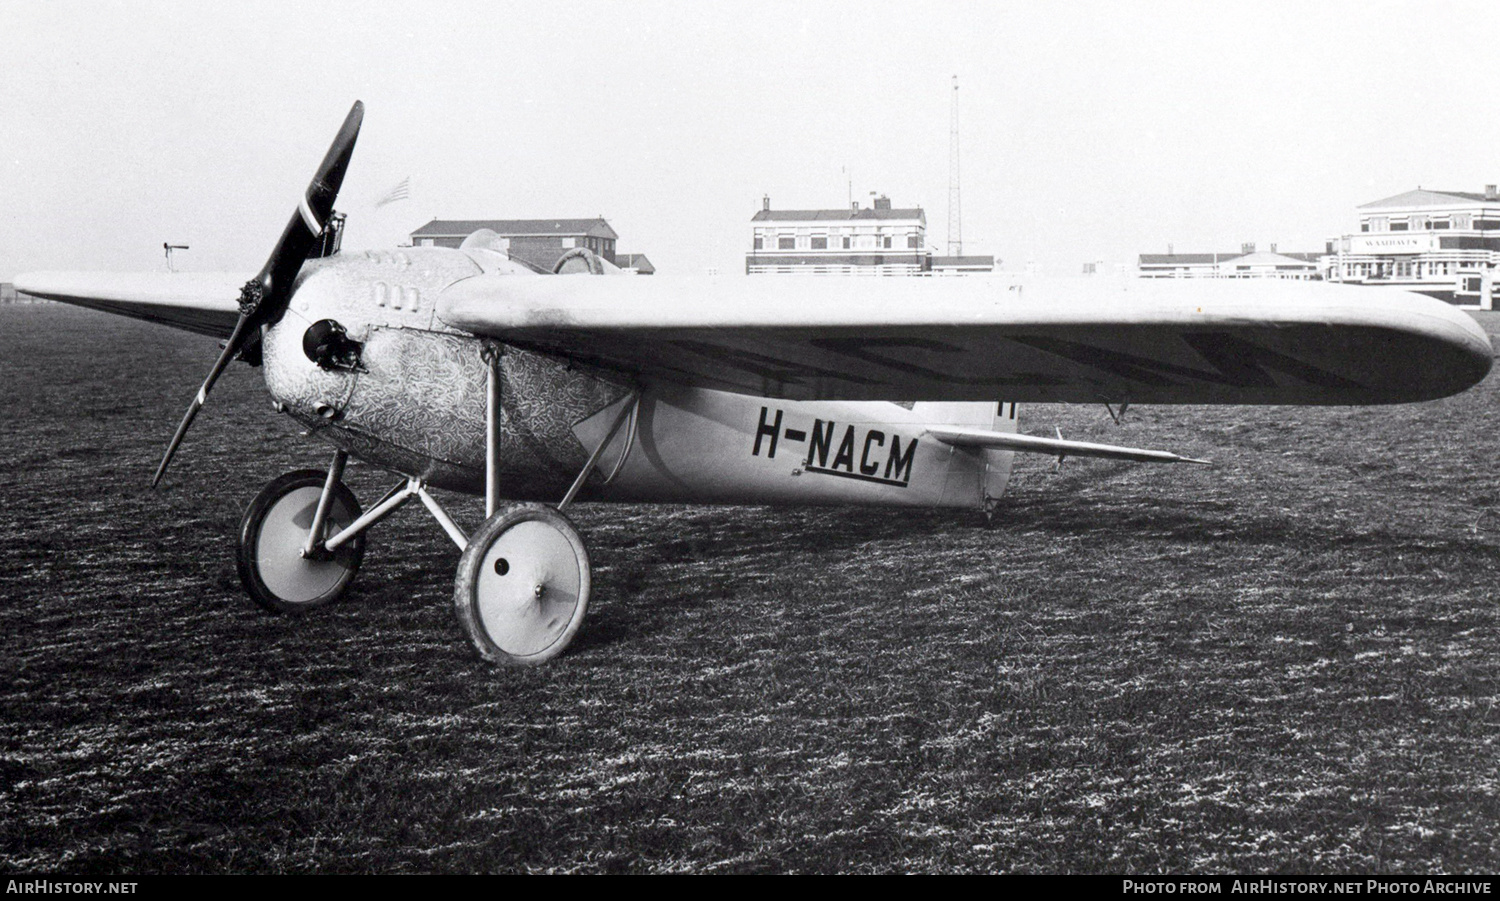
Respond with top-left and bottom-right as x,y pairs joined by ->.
932,255 -> 996,275
748,195 -> 992,276
613,253 -> 655,275
1322,187 -> 1500,308
410,218 -> 621,272
2,283 -> 49,303
1137,243 -> 1321,280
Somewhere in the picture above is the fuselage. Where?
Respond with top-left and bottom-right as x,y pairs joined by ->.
261,247 -> 1015,511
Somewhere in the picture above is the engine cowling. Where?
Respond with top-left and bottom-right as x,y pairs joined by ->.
262,247 -> 633,494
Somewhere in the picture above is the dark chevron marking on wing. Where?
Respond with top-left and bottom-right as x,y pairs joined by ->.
1009,335 -> 1230,387
1012,332 -> 1364,391
806,337 -> 1069,386
670,340 -> 887,388
1179,332 -> 1364,391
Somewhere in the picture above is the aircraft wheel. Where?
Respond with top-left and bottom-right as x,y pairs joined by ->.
236,469 -> 365,615
453,504 -> 590,666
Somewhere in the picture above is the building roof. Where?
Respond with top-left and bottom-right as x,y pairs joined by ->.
1138,253 -> 1242,265
751,207 -> 926,223
931,255 -> 995,267
615,253 -> 655,273
1227,251 -> 1319,267
1139,251 -> 1321,266
1358,189 -> 1500,210
411,218 -> 619,240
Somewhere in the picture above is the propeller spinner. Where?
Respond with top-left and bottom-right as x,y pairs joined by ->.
153,100 -> 365,487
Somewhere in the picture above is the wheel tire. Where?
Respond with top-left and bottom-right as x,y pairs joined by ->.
236,469 -> 365,615
454,504 -> 590,666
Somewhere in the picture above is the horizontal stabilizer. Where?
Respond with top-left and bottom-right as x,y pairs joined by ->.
927,425 -> 1210,465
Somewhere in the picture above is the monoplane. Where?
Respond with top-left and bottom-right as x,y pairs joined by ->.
17,103 -> 1494,664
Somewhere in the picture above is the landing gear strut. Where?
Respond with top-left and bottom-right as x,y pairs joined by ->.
239,344 -> 636,665
236,465 -> 365,614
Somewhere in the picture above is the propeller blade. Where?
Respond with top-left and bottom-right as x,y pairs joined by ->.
152,101 -> 364,487
152,316 -> 253,486
246,100 -> 365,325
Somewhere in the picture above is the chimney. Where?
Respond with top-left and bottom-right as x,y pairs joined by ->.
762,194 -> 770,211
873,195 -> 892,210
1487,184 -> 1498,201
1241,242 -> 1256,255
1167,242 -> 1174,255
851,201 -> 859,211
1270,243 -> 1278,253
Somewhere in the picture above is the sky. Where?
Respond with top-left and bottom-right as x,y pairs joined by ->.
3,0 -> 1499,281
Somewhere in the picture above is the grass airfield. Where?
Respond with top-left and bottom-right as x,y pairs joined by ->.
1,302 -> 1498,874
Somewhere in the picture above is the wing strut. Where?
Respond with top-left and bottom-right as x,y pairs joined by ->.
558,393 -> 641,513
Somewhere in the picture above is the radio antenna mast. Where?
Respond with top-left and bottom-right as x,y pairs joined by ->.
947,75 -> 962,257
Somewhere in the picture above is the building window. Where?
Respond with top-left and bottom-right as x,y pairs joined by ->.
778,237 -> 795,250
842,237 -> 851,249
907,235 -> 919,248
754,237 -> 763,250
1455,215 -> 1472,229
1476,219 -> 1500,230
1360,223 -> 1369,233
1390,222 -> 1409,231
883,236 -> 892,249
1432,220 -> 1450,230
811,237 -> 828,250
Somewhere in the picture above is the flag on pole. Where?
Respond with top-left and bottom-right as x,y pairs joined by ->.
374,177 -> 410,208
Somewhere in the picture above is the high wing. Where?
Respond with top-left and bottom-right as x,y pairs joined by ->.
438,275 -> 1493,405
14,271 -> 247,339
